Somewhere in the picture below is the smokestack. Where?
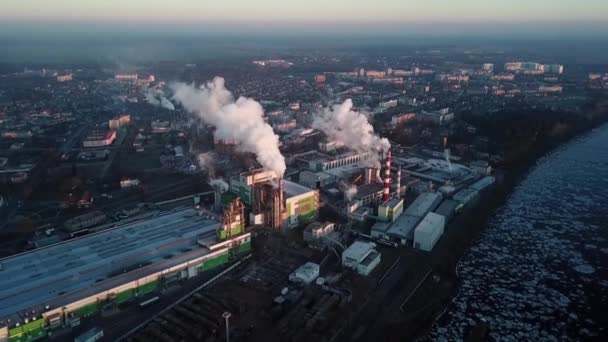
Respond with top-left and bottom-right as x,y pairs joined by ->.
383,149 -> 391,202
364,168 -> 373,184
214,188 -> 222,211
279,178 -> 285,213
396,166 -> 402,198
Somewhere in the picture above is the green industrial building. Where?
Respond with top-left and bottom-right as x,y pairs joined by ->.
0,208 -> 251,342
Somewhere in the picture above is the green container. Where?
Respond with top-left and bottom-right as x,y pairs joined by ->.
72,301 -> 99,317
138,280 -> 159,295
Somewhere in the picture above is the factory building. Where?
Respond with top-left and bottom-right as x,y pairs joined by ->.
56,74 -> 72,82
413,212 -> 445,252
342,241 -> 381,276
378,197 -> 404,223
350,183 -> 385,207
372,192 -> 442,243
404,192 -> 443,217
318,140 -> 345,153
470,160 -> 492,175
434,199 -> 460,222
469,176 -> 496,193
63,211 -> 107,236
298,170 -> 335,189
390,112 -> 417,128
82,130 -> 116,148
309,152 -> 371,172
150,121 -> 171,134
418,108 -> 454,125
0,208 -> 251,342
385,215 -> 421,242
289,262 -> 320,285
542,64 -> 564,74
114,73 -> 138,81
108,115 -> 130,130
284,181 -> 319,228
218,198 -> 245,239
453,188 -> 479,208
230,170 -> 278,205
214,136 -> 240,153
303,222 -> 338,249
233,170 -> 319,230
250,180 -> 285,230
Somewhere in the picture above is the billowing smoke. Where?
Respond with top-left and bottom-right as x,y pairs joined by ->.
160,97 -> 175,111
145,88 -> 175,110
196,152 -> 216,176
345,185 -> 358,201
313,99 -> 390,168
145,89 -> 161,106
209,178 -> 229,193
171,77 -> 286,177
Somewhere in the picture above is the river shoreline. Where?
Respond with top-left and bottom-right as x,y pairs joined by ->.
416,104 -> 608,340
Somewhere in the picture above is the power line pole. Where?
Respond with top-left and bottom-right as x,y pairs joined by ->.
222,311 -> 232,342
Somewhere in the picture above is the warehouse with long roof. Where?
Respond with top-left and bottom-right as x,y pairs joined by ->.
0,208 -> 251,342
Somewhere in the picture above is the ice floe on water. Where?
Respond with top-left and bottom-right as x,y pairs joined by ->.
573,264 -> 595,275
431,126 -> 608,340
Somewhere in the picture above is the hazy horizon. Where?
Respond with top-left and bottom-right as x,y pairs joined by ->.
3,0 -> 607,23
1,0 -> 607,64
1,0 -> 607,40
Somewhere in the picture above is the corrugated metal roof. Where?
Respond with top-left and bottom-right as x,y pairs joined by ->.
0,209 -> 219,321
387,215 -> 420,240
404,192 -> 442,217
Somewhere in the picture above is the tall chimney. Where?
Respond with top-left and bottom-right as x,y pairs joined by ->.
213,185 -> 222,212
396,166 -> 402,198
383,149 -> 391,201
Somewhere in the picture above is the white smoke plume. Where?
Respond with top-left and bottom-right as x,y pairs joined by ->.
145,88 -> 175,110
313,99 -> 390,168
209,178 -> 229,193
145,89 -> 161,106
160,97 -> 175,111
345,185 -> 358,201
171,77 -> 286,177
196,152 -> 216,177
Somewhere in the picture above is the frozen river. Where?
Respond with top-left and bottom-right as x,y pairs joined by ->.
433,124 -> 608,341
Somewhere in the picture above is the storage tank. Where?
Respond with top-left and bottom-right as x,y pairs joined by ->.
413,212 -> 445,251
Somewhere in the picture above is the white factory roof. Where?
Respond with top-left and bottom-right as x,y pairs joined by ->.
343,240 -> 376,263
415,212 -> 446,235
0,209 -> 219,322
427,159 -> 470,174
284,180 -> 314,197
290,262 -> 320,284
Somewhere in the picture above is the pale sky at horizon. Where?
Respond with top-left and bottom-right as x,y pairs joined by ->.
2,0 -> 607,23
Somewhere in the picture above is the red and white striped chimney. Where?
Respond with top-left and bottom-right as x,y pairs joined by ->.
383,149 -> 391,201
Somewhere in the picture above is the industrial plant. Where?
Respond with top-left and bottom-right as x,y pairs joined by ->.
0,200 -> 252,342
2,41 -> 579,342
